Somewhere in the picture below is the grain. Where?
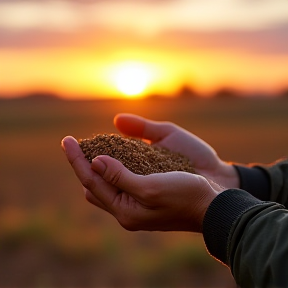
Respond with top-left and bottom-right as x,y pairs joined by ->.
79,134 -> 195,175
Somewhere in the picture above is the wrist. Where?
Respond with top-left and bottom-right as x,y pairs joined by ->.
196,177 -> 223,233
199,161 -> 240,189
219,161 -> 240,188
203,189 -> 264,265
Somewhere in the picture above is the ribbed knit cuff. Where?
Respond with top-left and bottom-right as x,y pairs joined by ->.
203,189 -> 264,265
233,165 -> 270,201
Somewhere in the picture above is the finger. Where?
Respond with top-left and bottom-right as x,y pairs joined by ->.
61,136 -> 91,175
91,155 -> 145,199
83,188 -> 109,212
91,155 -> 201,205
114,113 -> 176,143
61,136 -> 120,209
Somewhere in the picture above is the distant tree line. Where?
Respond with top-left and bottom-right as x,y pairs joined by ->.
1,86 -> 288,101
173,85 -> 288,99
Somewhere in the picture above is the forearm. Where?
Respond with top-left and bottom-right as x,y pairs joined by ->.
203,189 -> 288,288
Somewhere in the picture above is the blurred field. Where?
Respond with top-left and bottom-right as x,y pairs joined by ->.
0,96 -> 288,287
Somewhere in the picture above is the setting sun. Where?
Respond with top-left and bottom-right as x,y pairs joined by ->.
113,62 -> 151,97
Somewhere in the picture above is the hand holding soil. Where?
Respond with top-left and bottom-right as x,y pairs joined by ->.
79,133 -> 195,175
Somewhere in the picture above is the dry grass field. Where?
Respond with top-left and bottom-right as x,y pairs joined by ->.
0,96 -> 287,287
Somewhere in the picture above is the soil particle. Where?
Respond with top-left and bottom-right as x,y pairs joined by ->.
79,134 -> 195,175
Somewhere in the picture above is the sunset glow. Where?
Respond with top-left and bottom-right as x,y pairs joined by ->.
0,0 -> 288,99
112,62 -> 151,98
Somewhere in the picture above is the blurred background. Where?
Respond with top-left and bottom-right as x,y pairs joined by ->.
0,0 -> 288,287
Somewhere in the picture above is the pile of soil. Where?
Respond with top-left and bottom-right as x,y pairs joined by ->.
79,134 -> 195,175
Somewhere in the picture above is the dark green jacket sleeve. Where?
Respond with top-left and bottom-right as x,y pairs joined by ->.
203,158 -> 288,288
230,200 -> 288,288
264,158 -> 288,207
234,158 -> 288,207
203,190 -> 288,288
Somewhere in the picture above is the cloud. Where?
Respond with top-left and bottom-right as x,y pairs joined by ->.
0,1 -> 84,32
1,21 -> 287,56
0,0 -> 287,56
1,0 -> 288,34
159,23 -> 288,55
0,0 -> 176,3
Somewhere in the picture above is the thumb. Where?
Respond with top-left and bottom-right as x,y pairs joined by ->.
114,113 -> 175,143
91,155 -> 143,195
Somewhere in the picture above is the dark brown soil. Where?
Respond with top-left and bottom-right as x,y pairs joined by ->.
79,134 -> 195,175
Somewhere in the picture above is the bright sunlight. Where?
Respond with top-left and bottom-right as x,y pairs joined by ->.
113,62 -> 151,97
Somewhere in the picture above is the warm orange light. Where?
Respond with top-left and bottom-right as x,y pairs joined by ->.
1,47 -> 287,99
112,62 -> 151,98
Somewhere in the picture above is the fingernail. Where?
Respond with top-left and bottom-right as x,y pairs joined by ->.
61,139 -> 66,150
92,158 -> 107,176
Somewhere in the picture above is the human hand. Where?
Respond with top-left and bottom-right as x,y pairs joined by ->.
61,136 -> 223,233
114,113 -> 239,188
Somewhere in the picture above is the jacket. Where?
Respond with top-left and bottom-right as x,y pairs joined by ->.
203,158 -> 288,288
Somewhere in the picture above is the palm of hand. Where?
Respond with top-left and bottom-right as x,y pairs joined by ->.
114,113 -> 237,188
155,128 -> 220,174
114,113 -> 221,176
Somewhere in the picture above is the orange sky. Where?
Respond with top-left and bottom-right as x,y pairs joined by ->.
0,0 -> 288,99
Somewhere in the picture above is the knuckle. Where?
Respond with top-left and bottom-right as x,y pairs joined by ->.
142,185 -> 160,202
81,176 -> 94,190
84,190 -> 94,203
103,168 -> 122,186
110,170 -> 122,186
162,121 -> 177,131
69,153 -> 82,167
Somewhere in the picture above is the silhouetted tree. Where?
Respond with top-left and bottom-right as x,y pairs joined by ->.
23,91 -> 61,102
280,88 -> 288,98
176,85 -> 198,99
213,87 -> 240,99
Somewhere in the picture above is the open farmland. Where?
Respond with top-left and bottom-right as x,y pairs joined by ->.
0,96 -> 287,287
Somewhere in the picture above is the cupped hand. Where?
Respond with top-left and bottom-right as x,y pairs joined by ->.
114,113 -> 239,188
61,136 -> 222,233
